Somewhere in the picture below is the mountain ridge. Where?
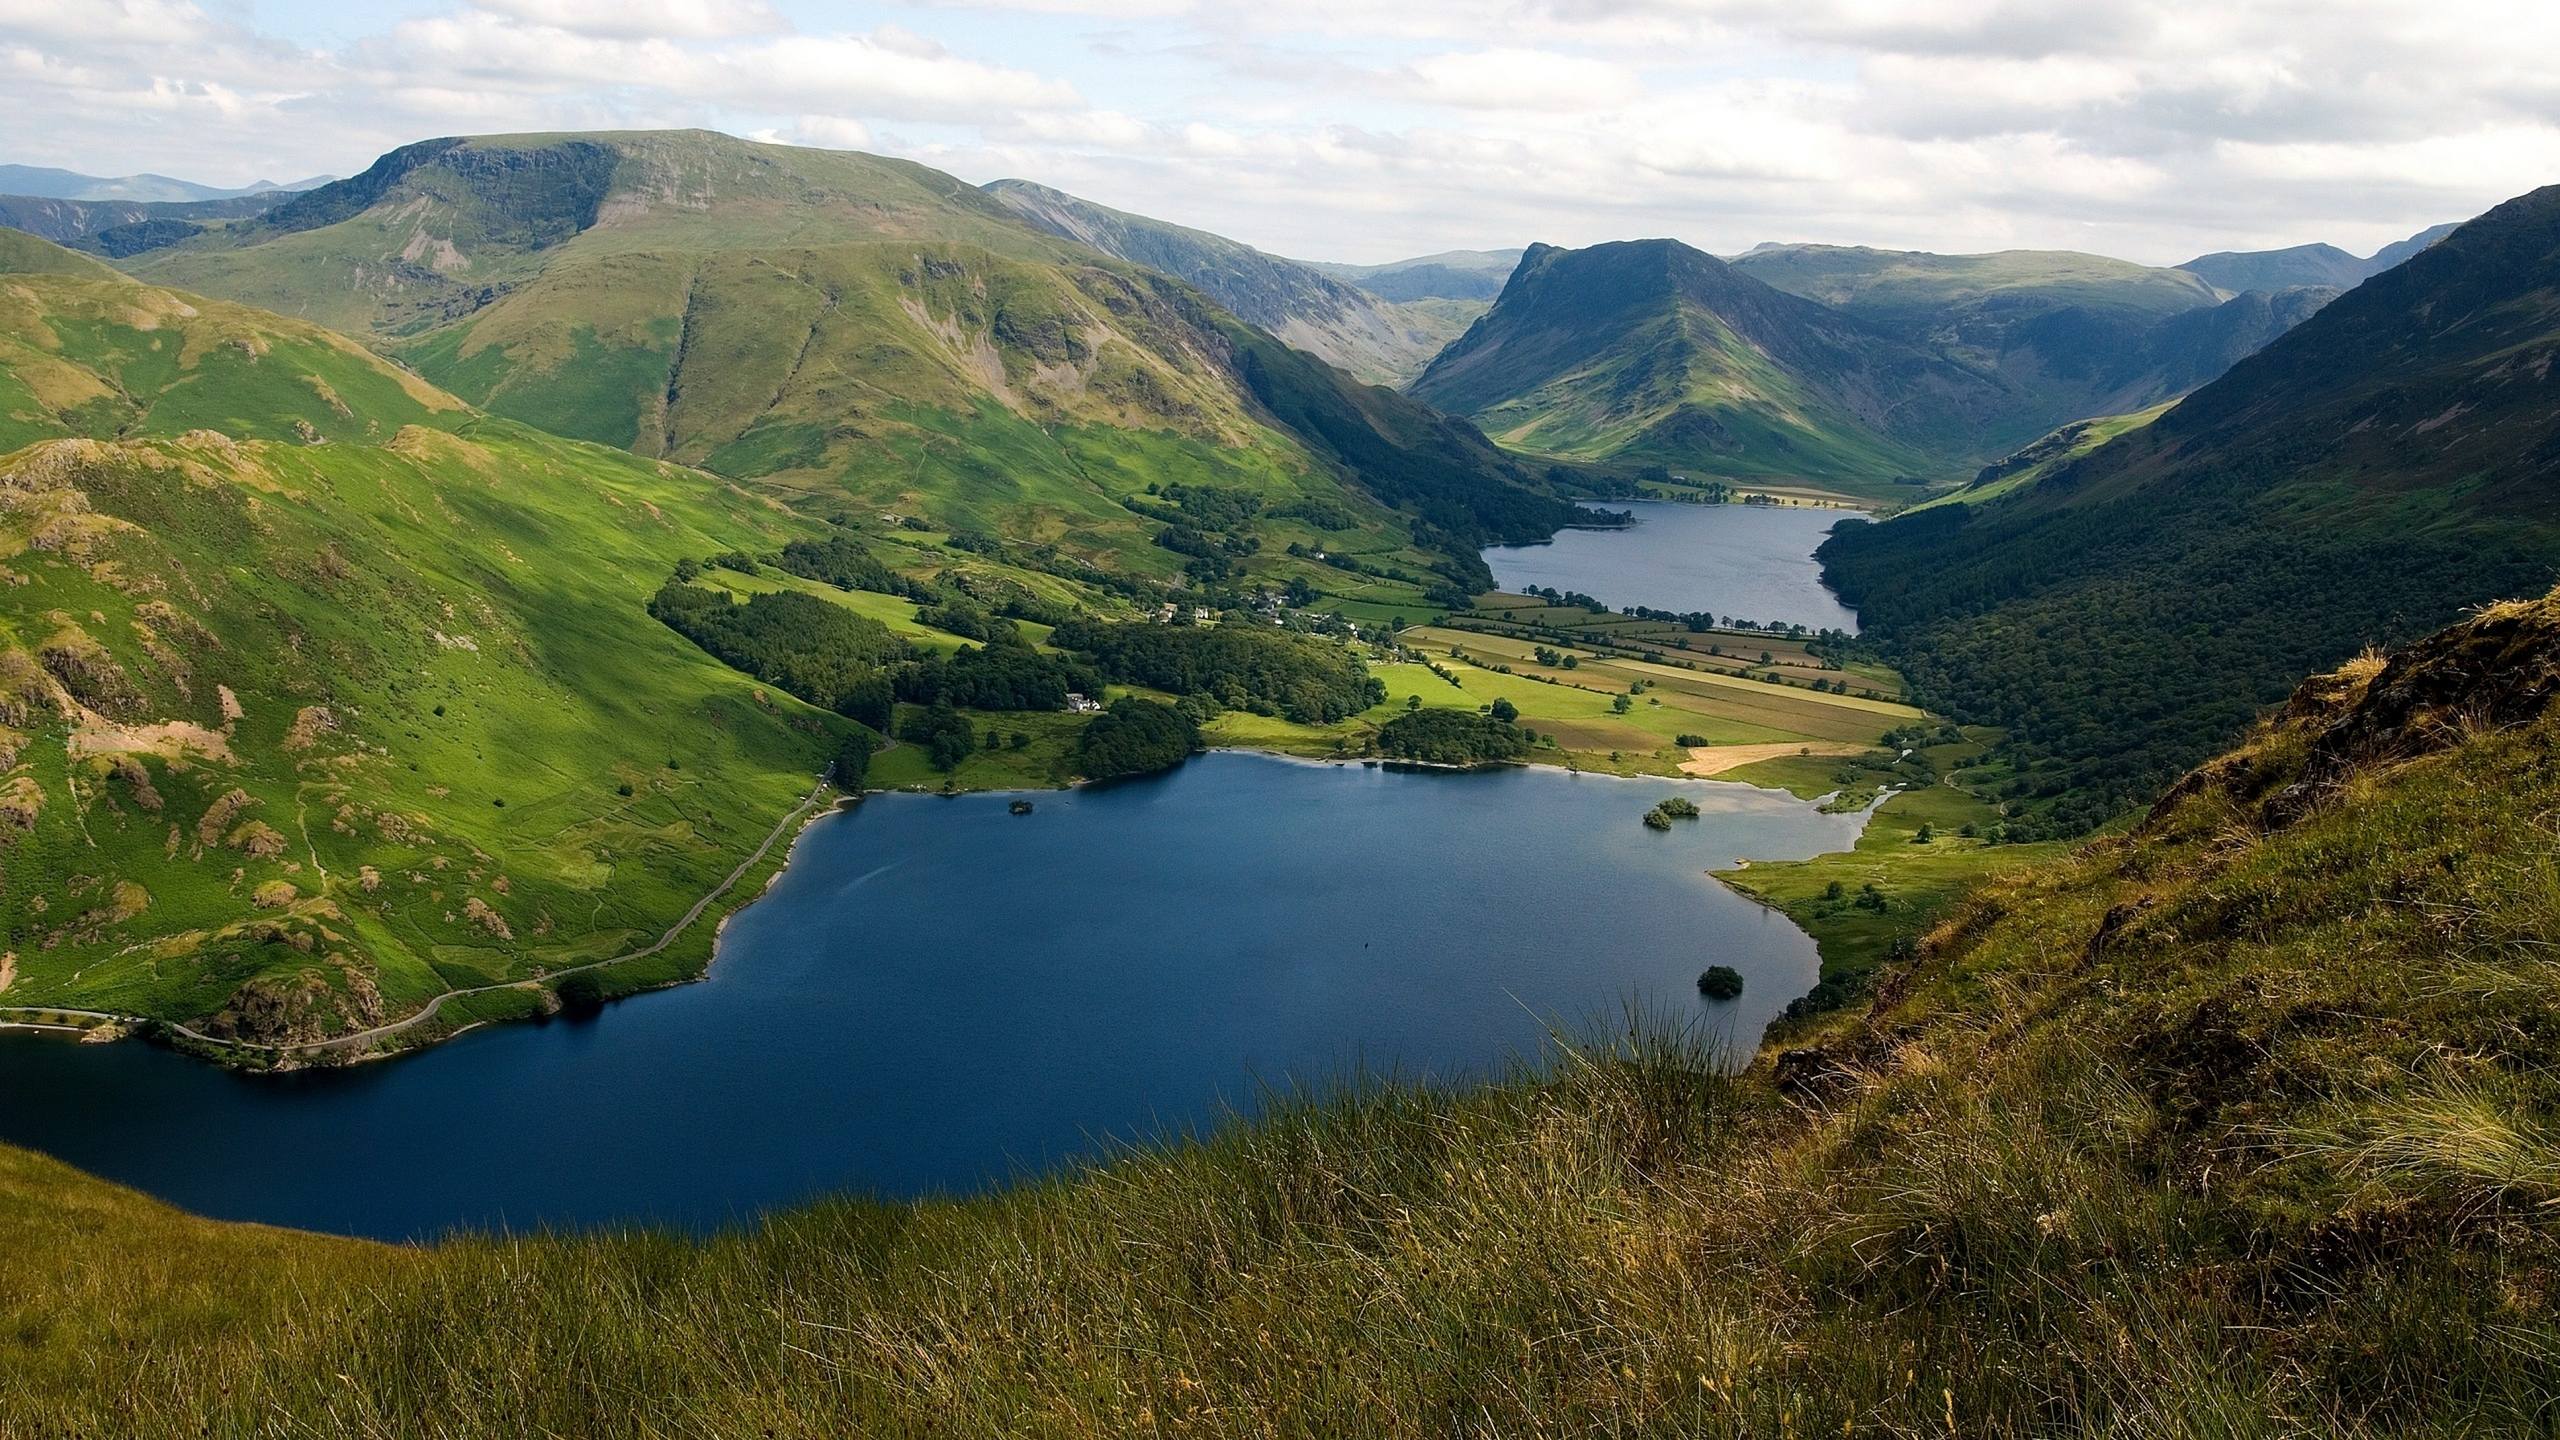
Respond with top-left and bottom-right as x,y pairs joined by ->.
980,179 -> 1469,385
2175,219 -> 2460,294
0,163 -> 326,204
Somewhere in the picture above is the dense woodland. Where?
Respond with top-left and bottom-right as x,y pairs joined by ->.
1052,618 -> 1385,723
1074,697 -> 1201,778
1373,709 -> 1532,765
1825,459 -> 2559,834
646,582 -> 904,731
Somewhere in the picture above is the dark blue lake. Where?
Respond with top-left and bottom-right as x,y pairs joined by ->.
0,753 -> 1866,1241
1485,500 -> 1866,632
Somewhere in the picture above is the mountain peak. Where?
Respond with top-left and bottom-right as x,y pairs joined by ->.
1411,235 -> 2014,485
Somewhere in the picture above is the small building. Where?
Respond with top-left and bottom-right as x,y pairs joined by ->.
1066,692 -> 1103,714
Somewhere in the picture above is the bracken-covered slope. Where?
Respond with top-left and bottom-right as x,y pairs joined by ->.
0,233 -> 846,1049
1410,239 -> 2020,487
11,592 -> 2560,1434
126,131 -> 1576,567
982,179 -> 1469,385
1820,182 -> 2560,831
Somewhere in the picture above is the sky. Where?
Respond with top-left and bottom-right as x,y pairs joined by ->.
7,0 -> 2558,265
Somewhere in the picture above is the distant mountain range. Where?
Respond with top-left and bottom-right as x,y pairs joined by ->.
1395,234 -> 2373,495
0,147 -> 2468,500
0,163 -> 331,203
0,192 -> 299,258
1821,187 -> 2560,828
2175,223 -> 2460,294
1305,249 -> 1525,303
1408,238 -> 2022,491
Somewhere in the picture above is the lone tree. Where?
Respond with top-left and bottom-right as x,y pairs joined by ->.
1489,696 -> 1519,722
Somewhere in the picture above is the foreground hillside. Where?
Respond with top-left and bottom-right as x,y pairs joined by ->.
11,592 -> 2560,1435
1822,182 -> 2560,832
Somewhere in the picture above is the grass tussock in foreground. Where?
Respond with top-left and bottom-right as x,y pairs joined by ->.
16,598 -> 2560,1436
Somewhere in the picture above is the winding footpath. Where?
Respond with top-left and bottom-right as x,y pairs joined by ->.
0,780 -> 836,1065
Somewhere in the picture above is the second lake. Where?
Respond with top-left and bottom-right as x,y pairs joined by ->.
1485,500 -> 1867,632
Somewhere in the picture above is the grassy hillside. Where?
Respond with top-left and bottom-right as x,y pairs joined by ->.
125,131 -> 1581,590
11,591 -> 2560,1434
0,229 -> 460,450
1819,183 -> 2560,833
1411,240 -> 2020,496
0,235 -> 868,1054
1908,401 -> 2173,513
984,180 -> 1467,385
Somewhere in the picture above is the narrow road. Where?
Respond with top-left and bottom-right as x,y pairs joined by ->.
0,779 -> 835,1063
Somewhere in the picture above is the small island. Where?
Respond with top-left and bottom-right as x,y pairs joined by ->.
1009,799 -> 1035,816
1642,796 -> 1702,830
1696,965 -> 1744,1000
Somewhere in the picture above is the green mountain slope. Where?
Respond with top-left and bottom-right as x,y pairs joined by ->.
126,131 -> 1577,577
982,180 -> 1468,385
0,229 -> 459,450
14,593 -> 2560,1434
1410,239 -> 2020,490
1819,183 -> 2560,830
0,234 -> 851,1049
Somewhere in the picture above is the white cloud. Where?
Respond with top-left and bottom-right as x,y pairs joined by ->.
0,0 -> 2553,265
1398,48 -> 1636,112
473,0 -> 786,40
777,114 -> 875,150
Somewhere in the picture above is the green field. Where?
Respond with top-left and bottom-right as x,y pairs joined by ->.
1714,728 -> 2070,1018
